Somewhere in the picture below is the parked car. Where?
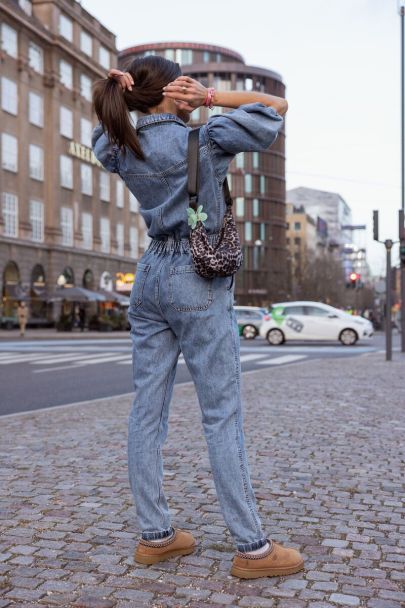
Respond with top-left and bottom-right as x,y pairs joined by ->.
0,315 -> 18,330
234,306 -> 270,339
259,301 -> 374,346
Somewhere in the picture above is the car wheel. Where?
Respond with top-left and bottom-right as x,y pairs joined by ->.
339,328 -> 358,346
242,324 -> 257,339
266,328 -> 285,346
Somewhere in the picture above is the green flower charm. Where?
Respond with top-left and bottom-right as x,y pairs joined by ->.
187,205 -> 208,230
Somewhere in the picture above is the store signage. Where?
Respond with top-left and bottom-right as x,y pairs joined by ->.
116,272 -> 135,292
68,141 -> 102,167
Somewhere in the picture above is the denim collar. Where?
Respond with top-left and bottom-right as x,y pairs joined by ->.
136,113 -> 188,130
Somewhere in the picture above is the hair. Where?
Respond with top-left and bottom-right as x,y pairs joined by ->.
93,56 -> 182,160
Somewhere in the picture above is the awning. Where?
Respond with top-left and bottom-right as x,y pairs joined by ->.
98,289 -> 131,306
48,287 -> 107,303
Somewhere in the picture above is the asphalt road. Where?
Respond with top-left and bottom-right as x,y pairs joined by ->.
0,332 -> 400,416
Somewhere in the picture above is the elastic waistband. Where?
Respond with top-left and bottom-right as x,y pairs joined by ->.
146,231 -> 222,255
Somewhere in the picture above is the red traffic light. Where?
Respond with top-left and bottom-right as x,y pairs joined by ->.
349,272 -> 360,282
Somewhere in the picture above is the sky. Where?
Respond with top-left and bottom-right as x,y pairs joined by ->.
82,0 -> 402,275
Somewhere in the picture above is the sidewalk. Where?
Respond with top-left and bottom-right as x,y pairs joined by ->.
1,353 -> 404,608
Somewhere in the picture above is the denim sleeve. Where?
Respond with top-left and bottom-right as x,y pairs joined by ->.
203,102 -> 284,179
92,123 -> 120,173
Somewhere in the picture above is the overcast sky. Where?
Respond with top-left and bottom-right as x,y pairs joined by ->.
82,0 -> 402,274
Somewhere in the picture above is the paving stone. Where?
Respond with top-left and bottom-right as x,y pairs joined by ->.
329,593 -> 360,606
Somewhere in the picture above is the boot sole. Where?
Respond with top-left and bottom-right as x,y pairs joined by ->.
231,559 -> 305,579
134,544 -> 196,565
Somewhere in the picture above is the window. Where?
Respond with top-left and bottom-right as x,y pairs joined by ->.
253,198 -> 259,217
99,45 -> 110,69
80,30 -> 92,56
100,217 -> 110,253
60,207 -> 73,246
164,49 -> 175,60
80,164 -> 92,195
294,221 -> 301,230
80,74 -> 92,101
1,24 -> 17,58
284,305 -> 305,316
305,306 -> 331,317
116,180 -> 124,208
260,223 -> 266,241
99,171 -> 110,201
252,152 -> 259,169
176,49 -> 192,64
59,13 -> 73,42
60,106 -> 73,138
245,221 -> 252,241
294,236 -> 301,245
260,175 -> 266,194
60,155 -> 73,189
81,212 -> 93,249
28,92 -> 43,127
129,192 -> 139,213
244,174 -> 253,193
60,60 -> 73,89
129,226 -> 138,258
227,173 -> 232,189
29,144 -> 44,181
80,117 -> 92,147
30,199 -> 44,242
236,153 -> 244,169
116,223 -> 124,256
2,193 -> 18,237
28,42 -> 43,73
1,133 -> 18,172
236,197 -> 244,217
18,0 -> 32,15
1,77 -> 18,115
203,51 -> 210,62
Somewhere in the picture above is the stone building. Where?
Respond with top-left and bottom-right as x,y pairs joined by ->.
0,0 -> 148,324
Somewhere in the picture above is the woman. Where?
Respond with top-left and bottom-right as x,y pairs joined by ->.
92,56 -> 304,579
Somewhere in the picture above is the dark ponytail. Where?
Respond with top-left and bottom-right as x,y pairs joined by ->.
93,56 -> 182,161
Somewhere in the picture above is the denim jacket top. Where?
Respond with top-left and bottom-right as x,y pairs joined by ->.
92,103 -> 283,239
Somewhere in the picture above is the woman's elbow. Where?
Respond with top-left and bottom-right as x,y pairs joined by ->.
276,99 -> 288,116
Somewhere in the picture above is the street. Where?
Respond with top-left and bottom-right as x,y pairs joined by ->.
0,332 -> 400,416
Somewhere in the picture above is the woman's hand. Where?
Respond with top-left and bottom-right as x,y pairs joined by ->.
163,76 -> 208,111
108,68 -> 134,91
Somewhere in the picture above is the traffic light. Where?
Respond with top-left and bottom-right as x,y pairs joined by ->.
373,210 -> 379,242
348,272 -> 360,288
400,242 -> 405,267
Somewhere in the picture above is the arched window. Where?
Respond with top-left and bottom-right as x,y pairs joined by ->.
57,266 -> 74,287
2,261 -> 20,316
82,269 -> 94,290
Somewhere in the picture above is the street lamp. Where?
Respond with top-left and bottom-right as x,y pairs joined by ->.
398,0 -> 405,351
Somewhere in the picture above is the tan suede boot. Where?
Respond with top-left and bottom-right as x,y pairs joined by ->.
231,540 -> 304,579
134,529 -> 196,565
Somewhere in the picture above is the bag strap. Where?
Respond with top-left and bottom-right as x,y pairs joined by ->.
187,127 -> 233,211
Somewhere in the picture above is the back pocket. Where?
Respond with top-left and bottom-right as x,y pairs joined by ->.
168,264 -> 213,312
130,262 -> 151,308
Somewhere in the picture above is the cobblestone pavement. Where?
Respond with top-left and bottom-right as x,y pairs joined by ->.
1,352 -> 404,608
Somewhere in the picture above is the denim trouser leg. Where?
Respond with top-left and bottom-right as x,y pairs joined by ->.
127,307 -> 180,540
168,279 -> 266,552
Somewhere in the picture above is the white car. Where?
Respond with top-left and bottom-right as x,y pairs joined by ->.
259,301 -> 374,346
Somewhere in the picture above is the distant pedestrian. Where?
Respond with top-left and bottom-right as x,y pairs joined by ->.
79,307 -> 86,332
17,301 -> 28,337
93,56 -> 303,579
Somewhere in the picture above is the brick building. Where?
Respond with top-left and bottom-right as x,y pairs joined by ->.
119,42 -> 288,306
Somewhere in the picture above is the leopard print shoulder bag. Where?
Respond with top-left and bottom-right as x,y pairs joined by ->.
187,127 -> 243,279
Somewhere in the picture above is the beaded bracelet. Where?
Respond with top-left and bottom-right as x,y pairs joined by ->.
204,87 -> 216,110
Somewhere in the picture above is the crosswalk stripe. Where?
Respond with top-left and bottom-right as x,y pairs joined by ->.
239,353 -> 268,363
256,354 -> 307,365
73,354 -> 131,366
30,352 -> 120,365
0,353 -> 44,364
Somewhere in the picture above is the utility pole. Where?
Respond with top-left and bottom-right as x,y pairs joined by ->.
373,211 -> 395,361
399,0 -> 405,351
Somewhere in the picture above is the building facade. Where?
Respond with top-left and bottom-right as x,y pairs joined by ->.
0,0 -> 149,324
119,42 -> 288,306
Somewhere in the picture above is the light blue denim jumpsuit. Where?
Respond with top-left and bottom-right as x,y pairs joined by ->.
92,103 -> 284,552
